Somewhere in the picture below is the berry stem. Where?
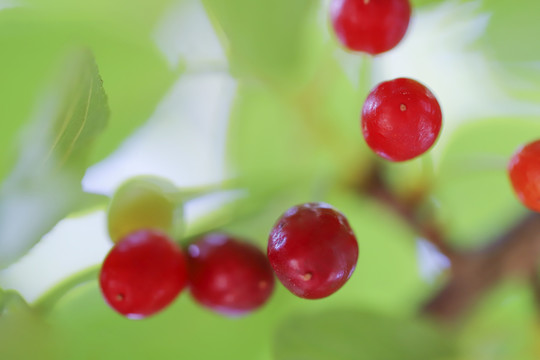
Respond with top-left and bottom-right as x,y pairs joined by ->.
32,265 -> 100,314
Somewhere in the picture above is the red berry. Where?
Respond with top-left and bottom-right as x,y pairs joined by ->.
361,77 -> 442,162
267,203 -> 358,299
99,230 -> 188,319
330,0 -> 411,55
508,140 -> 540,212
187,234 -> 275,316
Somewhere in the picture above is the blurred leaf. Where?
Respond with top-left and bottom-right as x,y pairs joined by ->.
481,0 -> 540,63
227,53 -> 370,206
0,49 -> 109,268
0,291 -> 59,359
227,81 -> 324,196
459,280 -> 540,360
0,7 -> 176,178
40,278 -> 296,360
273,309 -> 457,360
435,117 -> 540,249
202,0 -> 323,89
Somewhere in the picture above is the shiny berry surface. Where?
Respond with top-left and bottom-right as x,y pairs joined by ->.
330,0 -> 411,55
187,233 -> 275,316
99,230 -> 188,319
267,203 -> 358,299
362,77 -> 442,162
508,140 -> 540,212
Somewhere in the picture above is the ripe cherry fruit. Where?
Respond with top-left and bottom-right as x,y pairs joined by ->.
330,0 -> 411,55
508,140 -> 540,212
362,77 -> 442,162
187,233 -> 275,317
99,229 -> 188,319
268,203 -> 358,299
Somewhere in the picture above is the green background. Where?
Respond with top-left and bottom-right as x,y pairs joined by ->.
1,0 -> 540,358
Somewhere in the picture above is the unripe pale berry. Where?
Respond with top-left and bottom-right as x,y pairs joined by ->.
362,77 -> 442,162
268,203 -> 358,299
107,176 -> 182,243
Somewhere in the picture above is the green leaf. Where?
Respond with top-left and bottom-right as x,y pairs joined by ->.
202,0 -> 322,89
41,278 -> 296,360
273,309 -> 457,360
0,7 -> 176,180
227,54 -> 370,204
459,280 -> 540,360
0,290 -> 58,359
481,0 -> 540,63
435,117 -> 540,249
0,49 -> 109,268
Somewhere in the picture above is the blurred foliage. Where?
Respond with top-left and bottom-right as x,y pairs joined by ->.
202,0 -> 323,91
0,2 -> 176,180
435,117 -> 540,249
459,280 -> 540,360
0,49 -> 109,268
273,309 -> 457,360
1,0 -> 540,359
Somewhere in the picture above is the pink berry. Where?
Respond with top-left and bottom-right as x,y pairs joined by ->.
267,203 -> 358,299
361,77 -> 442,162
508,140 -> 540,212
99,230 -> 188,319
330,0 -> 411,55
187,234 -> 275,316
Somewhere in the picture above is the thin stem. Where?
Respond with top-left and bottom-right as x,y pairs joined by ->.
32,265 -> 100,314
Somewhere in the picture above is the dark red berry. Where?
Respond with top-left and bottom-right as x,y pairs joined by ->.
267,203 -> 358,299
361,77 -> 442,162
330,0 -> 411,55
508,140 -> 540,212
99,229 -> 188,319
187,233 -> 275,317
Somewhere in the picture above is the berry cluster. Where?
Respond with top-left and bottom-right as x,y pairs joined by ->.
97,0 -> 537,320
100,185 -> 358,318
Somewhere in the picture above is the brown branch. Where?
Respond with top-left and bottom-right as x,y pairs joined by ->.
423,213 -> 540,321
353,163 -> 540,322
358,162 -> 457,261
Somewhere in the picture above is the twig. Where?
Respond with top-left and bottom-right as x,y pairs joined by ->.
354,163 -> 540,322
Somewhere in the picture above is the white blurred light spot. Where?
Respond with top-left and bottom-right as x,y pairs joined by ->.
0,212 -> 111,302
83,71 -> 237,195
153,0 -> 227,69
416,238 -> 450,283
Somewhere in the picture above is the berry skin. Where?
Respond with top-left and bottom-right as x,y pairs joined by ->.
107,176 -> 183,243
362,78 -> 442,162
187,234 -> 275,317
99,230 -> 188,319
508,140 -> 540,212
330,0 -> 411,55
267,203 -> 358,299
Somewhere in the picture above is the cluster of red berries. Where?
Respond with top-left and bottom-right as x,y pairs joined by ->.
99,202 -> 358,319
97,0 -> 429,320
98,0 -> 537,319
